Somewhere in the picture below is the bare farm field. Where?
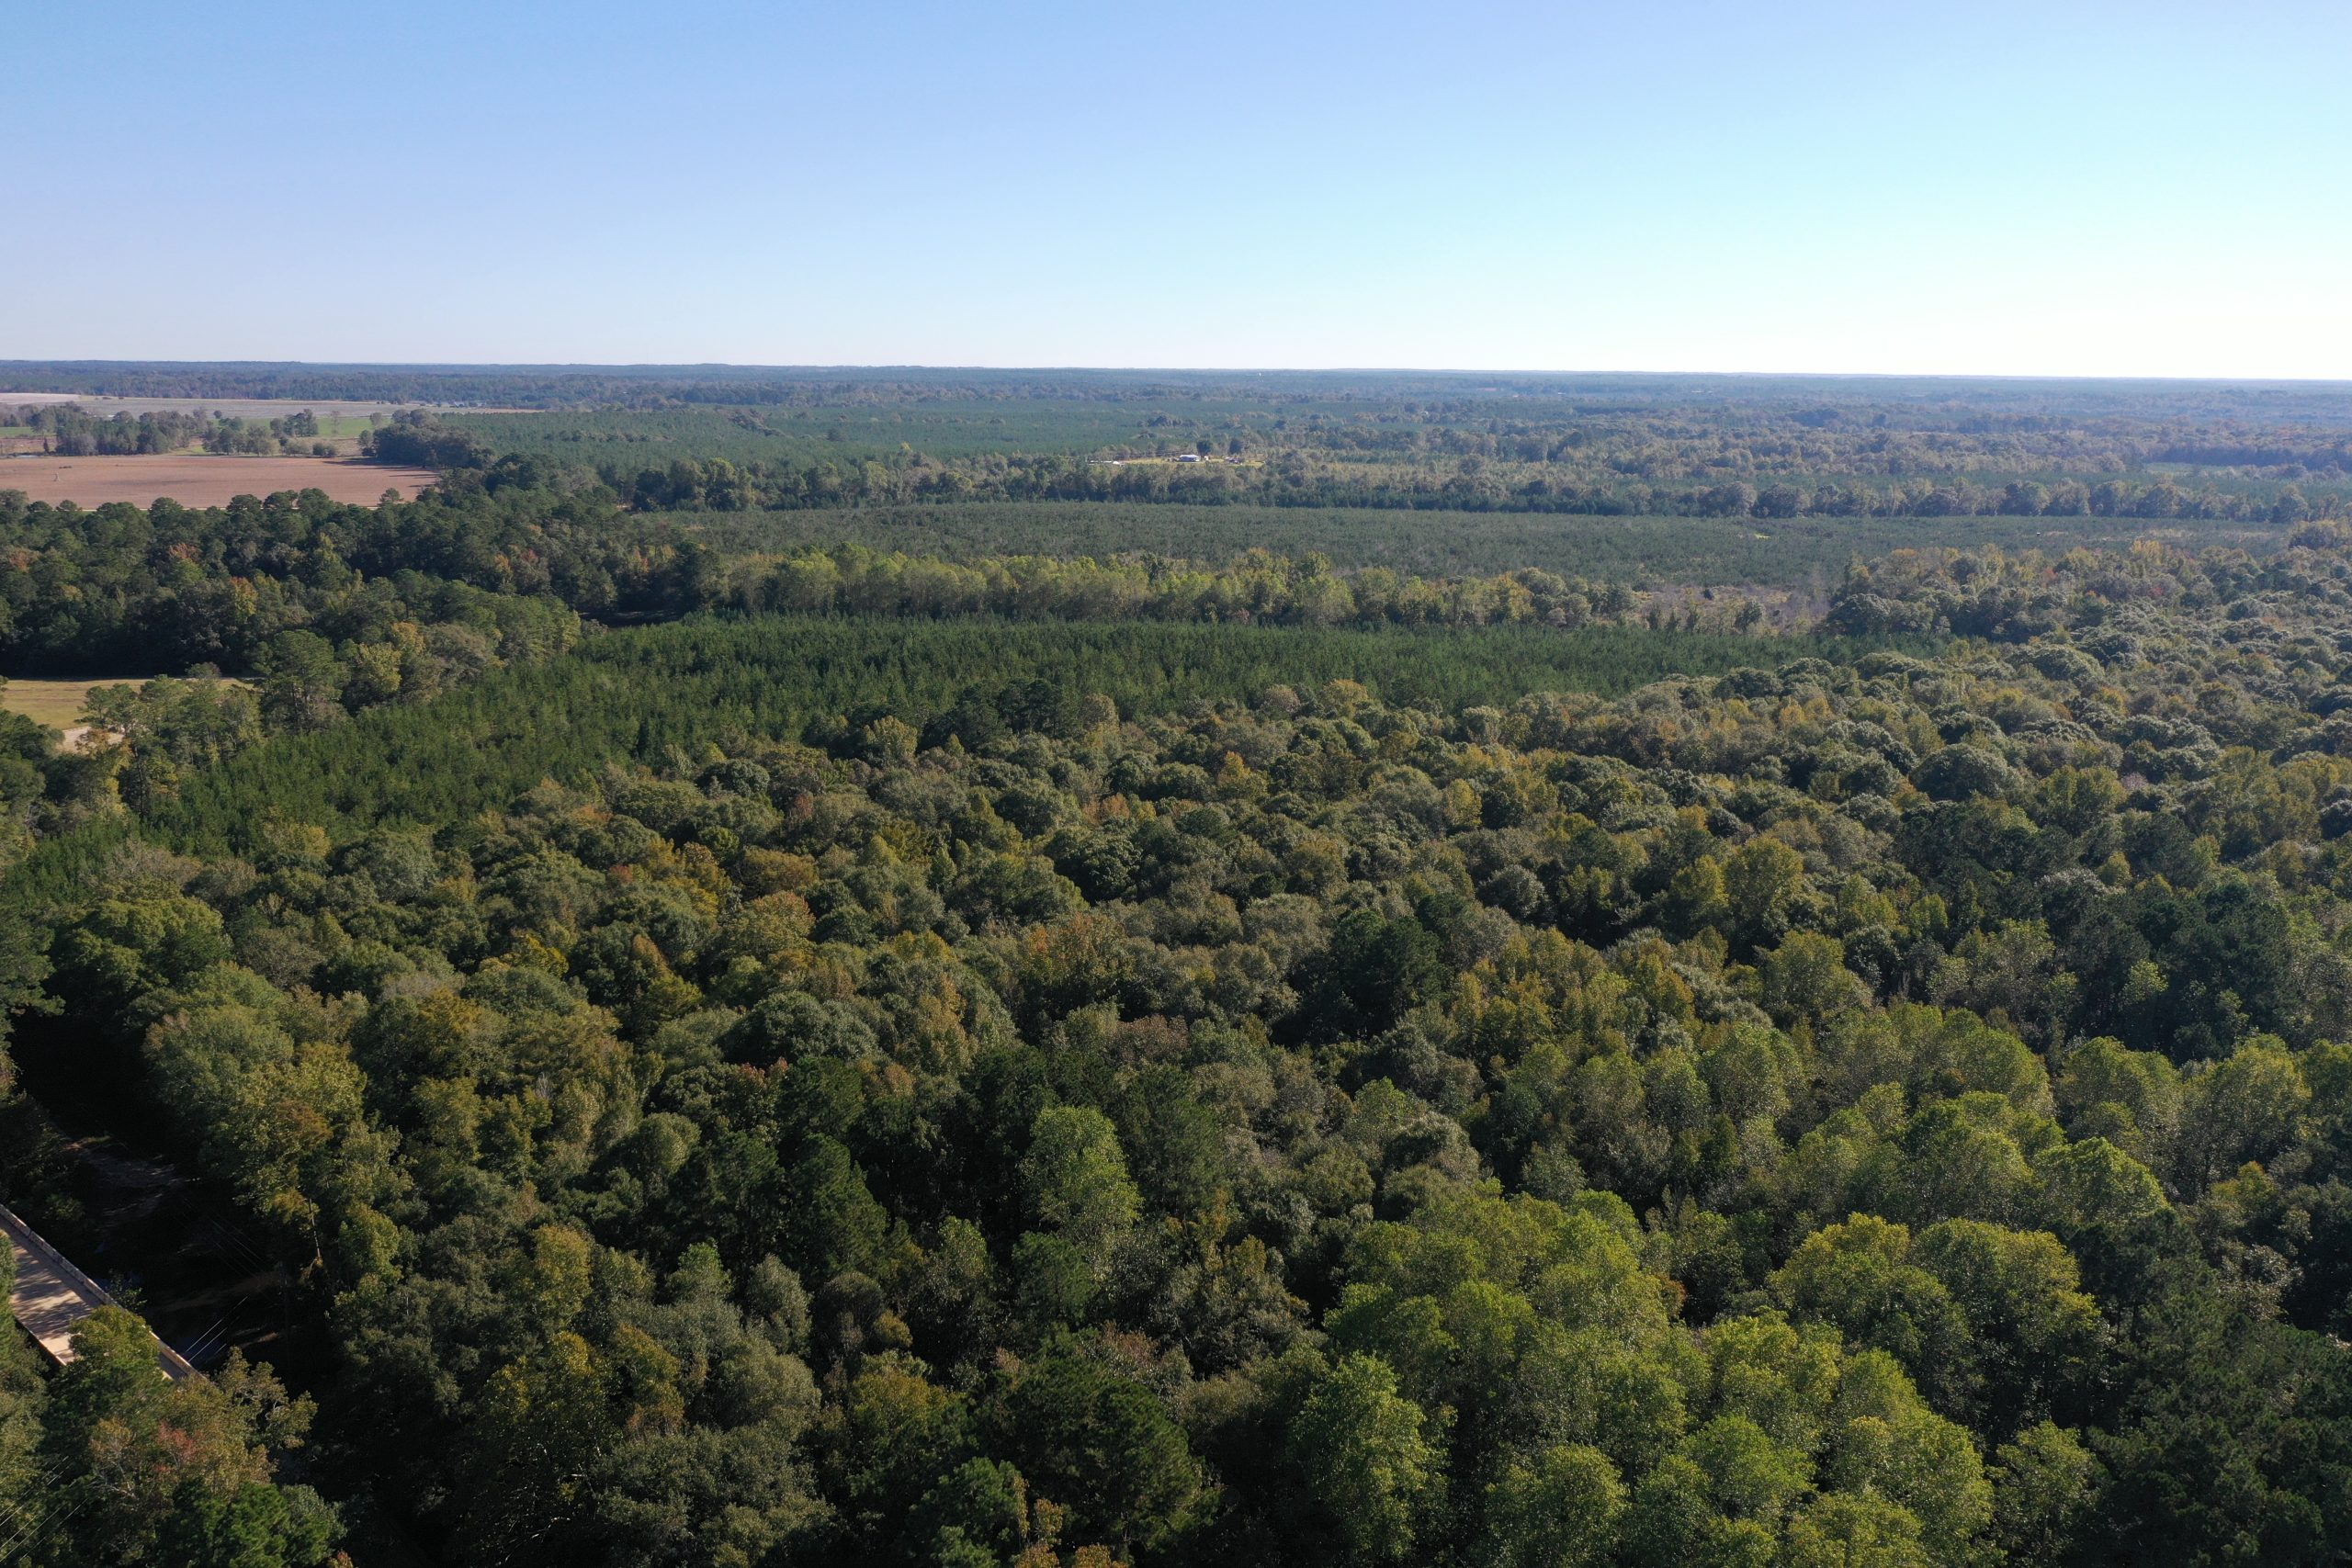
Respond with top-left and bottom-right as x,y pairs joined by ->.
0,455 -> 436,506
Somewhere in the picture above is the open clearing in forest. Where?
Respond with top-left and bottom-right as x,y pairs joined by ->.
0,454 -> 435,506
0,675 -> 246,751
0,677 -> 149,732
0,675 -> 159,750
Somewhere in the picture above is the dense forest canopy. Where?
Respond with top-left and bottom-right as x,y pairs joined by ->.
429,380 -> 2352,524
6,373 -> 2352,1567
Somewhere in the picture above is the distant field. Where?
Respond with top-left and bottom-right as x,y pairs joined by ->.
0,455 -> 435,507
0,675 -> 251,751
685,502 -> 2283,587
0,392 -> 507,420
0,677 -> 130,731
0,676 -> 143,750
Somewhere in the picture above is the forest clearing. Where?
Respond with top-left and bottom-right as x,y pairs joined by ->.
0,678 -> 141,750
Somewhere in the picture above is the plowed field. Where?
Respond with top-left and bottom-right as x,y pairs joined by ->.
0,455 -> 435,505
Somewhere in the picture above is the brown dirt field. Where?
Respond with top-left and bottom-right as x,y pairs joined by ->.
0,455 -> 436,506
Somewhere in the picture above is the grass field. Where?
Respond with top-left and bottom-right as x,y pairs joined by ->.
0,676 -> 146,748
0,677 -> 135,729
0,455 -> 435,507
0,675 -> 251,751
684,502 -> 2283,587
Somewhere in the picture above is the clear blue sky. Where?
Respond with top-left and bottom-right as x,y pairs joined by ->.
7,0 -> 2347,377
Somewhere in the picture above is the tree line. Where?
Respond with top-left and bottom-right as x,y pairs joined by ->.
4,404 -> 341,458
531,445 -> 2352,525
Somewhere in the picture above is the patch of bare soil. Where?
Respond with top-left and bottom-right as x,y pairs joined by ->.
0,455 -> 435,506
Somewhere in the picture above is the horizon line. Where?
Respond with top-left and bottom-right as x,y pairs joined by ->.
5,359 -> 2351,388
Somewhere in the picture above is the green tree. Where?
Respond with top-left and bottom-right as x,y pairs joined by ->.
1020,1106 -> 1141,1273
1288,1354 -> 1442,1563
1484,1442 -> 1625,1568
998,1348 -> 1202,1551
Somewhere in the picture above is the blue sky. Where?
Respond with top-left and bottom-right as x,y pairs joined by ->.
6,0 -> 2347,376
